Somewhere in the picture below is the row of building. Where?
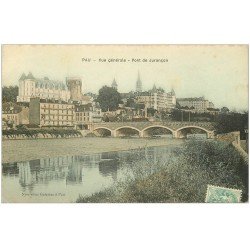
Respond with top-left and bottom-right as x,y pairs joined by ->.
2,72 -> 102,129
2,98 -> 102,129
17,72 -> 216,114
113,72 -> 216,114
112,73 -> 177,113
2,72 -> 218,129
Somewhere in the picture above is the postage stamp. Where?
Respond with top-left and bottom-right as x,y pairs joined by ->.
205,185 -> 242,203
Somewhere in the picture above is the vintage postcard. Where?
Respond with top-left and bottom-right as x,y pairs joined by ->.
1,44 -> 248,203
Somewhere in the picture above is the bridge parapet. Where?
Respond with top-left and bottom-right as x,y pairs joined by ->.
91,121 -> 215,131
89,121 -> 216,138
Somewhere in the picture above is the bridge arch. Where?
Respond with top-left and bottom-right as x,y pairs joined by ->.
176,125 -> 212,139
114,126 -> 141,133
114,126 -> 141,137
93,127 -> 112,137
142,125 -> 174,138
142,125 -> 174,133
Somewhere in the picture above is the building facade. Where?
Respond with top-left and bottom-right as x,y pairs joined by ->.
136,92 -> 152,106
166,89 -> 177,110
2,102 -> 29,129
136,89 -> 176,112
17,72 -> 70,103
29,98 -> 75,126
151,91 -> 167,111
75,103 -> 102,129
177,97 -> 213,113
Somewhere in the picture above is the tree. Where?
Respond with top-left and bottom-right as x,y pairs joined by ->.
126,98 -> 136,108
102,115 -> 110,122
221,107 -> 230,114
2,86 -> 19,103
97,86 -> 121,112
215,112 -> 248,139
147,108 -> 157,117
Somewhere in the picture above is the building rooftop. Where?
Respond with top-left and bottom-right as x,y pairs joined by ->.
36,78 -> 67,90
177,97 -> 206,101
19,72 -> 68,90
30,97 -> 73,105
19,73 -> 26,81
26,72 -> 35,80
170,88 -> 176,95
75,103 -> 93,112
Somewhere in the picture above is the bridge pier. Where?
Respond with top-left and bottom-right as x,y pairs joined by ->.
207,131 -> 215,139
88,123 -> 94,132
139,131 -> 145,138
172,131 -> 178,139
111,130 -> 117,137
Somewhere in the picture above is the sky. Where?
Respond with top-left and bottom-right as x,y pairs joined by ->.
2,45 -> 248,111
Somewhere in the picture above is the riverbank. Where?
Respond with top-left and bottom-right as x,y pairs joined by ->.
2,137 -> 184,163
77,140 -> 248,203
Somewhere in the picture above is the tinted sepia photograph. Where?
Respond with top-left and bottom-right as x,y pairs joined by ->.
1,44 -> 248,203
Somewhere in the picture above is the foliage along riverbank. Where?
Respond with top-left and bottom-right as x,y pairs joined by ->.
77,140 -> 248,203
2,128 -> 82,139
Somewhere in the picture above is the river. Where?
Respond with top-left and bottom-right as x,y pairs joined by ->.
2,145 -> 181,203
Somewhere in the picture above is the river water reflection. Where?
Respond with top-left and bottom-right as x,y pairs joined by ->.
2,145 -> 179,202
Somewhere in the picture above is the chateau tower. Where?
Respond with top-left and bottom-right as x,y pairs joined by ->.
66,77 -> 84,102
17,72 -> 36,102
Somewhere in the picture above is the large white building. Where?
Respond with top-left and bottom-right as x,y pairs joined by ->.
177,97 -> 214,113
136,87 -> 176,112
17,72 -> 70,103
29,98 -> 75,127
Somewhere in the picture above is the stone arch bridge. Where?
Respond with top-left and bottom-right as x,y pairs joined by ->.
88,122 -> 215,139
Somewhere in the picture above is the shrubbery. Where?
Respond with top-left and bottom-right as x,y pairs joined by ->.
2,128 -> 82,139
77,140 -> 248,203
